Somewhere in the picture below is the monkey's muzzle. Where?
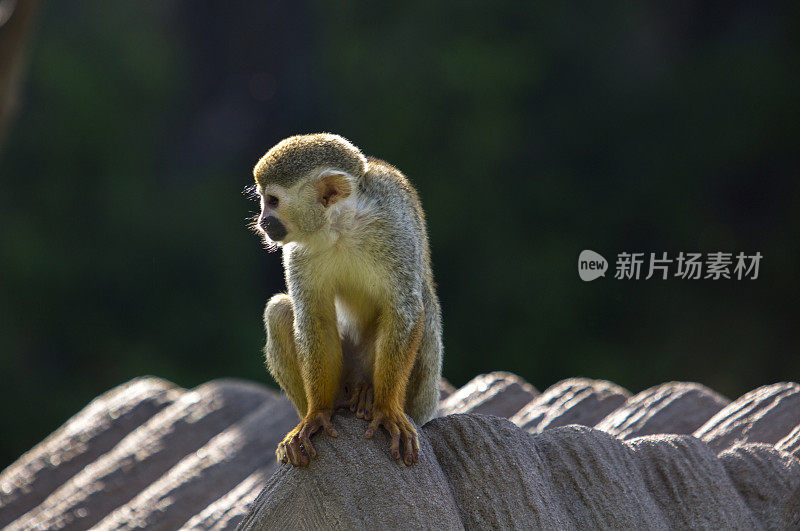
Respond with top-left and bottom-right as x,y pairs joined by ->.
261,215 -> 288,241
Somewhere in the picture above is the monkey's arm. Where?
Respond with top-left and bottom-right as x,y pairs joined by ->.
275,287 -> 343,466
367,295 -> 424,466
293,292 -> 343,412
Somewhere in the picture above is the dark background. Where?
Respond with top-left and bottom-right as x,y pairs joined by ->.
1,1 -> 798,468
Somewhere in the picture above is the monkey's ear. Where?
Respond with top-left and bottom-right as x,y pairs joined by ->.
317,171 -> 352,207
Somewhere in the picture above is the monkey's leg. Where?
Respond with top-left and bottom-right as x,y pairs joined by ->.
366,310 -> 424,466
264,294 -> 307,416
404,309 -> 443,425
335,335 -> 375,419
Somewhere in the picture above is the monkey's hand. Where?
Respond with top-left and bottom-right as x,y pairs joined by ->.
338,382 -> 374,420
365,406 -> 420,466
276,409 -> 338,467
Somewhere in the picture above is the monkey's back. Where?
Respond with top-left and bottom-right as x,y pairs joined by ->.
359,157 -> 442,424
359,157 -> 432,270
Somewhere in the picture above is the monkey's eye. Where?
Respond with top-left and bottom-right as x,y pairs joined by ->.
266,195 -> 279,207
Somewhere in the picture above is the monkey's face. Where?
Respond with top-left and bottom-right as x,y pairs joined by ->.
253,169 -> 352,248
254,183 -> 309,247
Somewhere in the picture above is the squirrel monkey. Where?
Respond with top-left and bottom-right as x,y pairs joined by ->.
251,134 -> 443,467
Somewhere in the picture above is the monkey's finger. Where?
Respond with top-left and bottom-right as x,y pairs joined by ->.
320,416 -> 338,438
412,434 -> 420,463
275,446 -> 285,464
299,424 -> 319,459
350,384 -> 363,412
277,443 -> 289,464
300,436 -> 316,459
402,431 -> 415,466
357,385 -> 368,417
388,423 -> 402,460
356,388 -> 367,419
298,420 -> 319,438
290,434 -> 309,467
294,435 -> 310,467
348,391 -> 359,410
285,438 -> 301,467
364,387 -> 374,420
337,385 -> 351,410
365,418 -> 379,438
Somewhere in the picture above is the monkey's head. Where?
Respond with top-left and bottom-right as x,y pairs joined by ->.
251,133 -> 367,248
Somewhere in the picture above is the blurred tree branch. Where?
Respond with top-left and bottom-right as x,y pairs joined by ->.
0,0 -> 38,157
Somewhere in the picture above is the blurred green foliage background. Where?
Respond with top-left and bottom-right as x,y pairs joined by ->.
1,1 -> 798,467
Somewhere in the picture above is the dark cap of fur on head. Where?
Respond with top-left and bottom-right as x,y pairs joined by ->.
254,133 -> 368,188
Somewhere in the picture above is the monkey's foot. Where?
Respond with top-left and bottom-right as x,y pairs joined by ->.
342,382 -> 373,420
365,406 -> 420,466
276,409 -> 338,467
